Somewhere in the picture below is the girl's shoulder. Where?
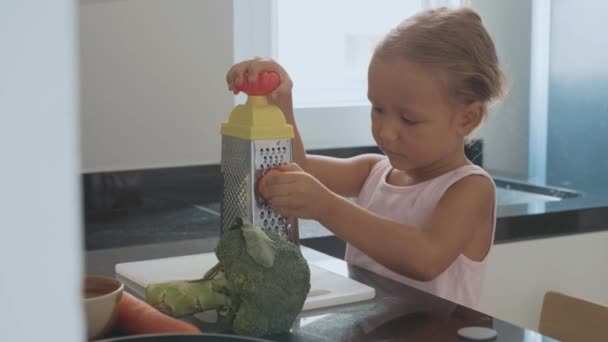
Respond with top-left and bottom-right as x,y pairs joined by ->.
441,164 -> 495,190
422,164 -> 496,206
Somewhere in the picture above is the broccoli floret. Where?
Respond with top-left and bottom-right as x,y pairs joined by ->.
145,218 -> 311,337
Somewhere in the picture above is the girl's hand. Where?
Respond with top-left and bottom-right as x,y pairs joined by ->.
226,57 -> 293,104
261,163 -> 335,221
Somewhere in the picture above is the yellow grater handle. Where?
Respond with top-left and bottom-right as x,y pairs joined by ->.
221,71 -> 294,140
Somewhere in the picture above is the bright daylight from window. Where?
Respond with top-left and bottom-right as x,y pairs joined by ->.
275,0 -> 424,108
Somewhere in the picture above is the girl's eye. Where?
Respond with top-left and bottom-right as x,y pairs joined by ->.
400,116 -> 416,124
372,107 -> 384,114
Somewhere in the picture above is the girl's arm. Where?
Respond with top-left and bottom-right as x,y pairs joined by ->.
227,58 -> 382,198
319,174 -> 495,281
273,91 -> 383,197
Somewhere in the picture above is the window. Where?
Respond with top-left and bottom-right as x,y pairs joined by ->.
275,0 -> 423,107
234,0 -> 466,148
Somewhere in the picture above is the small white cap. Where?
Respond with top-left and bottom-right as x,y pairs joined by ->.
457,326 -> 498,340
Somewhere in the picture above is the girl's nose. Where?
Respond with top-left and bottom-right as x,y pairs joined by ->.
378,117 -> 400,143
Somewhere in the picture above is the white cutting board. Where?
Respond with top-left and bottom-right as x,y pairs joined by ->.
115,253 -> 375,312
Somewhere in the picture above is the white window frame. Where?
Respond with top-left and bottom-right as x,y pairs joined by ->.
528,0 -> 551,185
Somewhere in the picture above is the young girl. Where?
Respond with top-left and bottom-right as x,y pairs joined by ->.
226,7 -> 506,309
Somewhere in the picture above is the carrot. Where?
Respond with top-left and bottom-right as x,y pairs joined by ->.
117,292 -> 202,335
258,169 -> 283,197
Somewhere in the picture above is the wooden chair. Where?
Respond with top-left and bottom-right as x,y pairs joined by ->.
539,290 -> 608,342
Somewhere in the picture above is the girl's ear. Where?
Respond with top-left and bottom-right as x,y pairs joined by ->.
457,101 -> 485,136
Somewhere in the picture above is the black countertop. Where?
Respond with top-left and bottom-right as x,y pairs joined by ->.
86,238 -> 556,341
83,146 -> 608,252
84,188 -> 608,258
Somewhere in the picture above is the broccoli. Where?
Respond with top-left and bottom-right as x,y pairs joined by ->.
145,218 -> 311,337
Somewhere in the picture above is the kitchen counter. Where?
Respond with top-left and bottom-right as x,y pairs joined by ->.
83,150 -> 608,252
84,192 -> 608,260
86,238 -> 556,341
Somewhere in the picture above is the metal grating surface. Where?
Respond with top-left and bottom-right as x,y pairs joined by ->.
220,136 -> 252,233
253,139 -> 293,239
220,136 -> 298,242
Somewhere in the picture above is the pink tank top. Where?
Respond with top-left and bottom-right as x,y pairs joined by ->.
345,158 -> 496,309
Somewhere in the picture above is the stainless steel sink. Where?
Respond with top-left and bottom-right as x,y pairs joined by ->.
494,177 -> 580,206
198,177 -> 581,216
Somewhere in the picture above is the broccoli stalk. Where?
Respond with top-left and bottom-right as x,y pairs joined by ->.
145,262 -> 235,321
145,218 -> 311,337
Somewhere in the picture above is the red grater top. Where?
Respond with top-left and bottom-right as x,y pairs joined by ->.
233,71 -> 280,96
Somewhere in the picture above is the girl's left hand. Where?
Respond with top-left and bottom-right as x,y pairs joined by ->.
261,163 -> 334,221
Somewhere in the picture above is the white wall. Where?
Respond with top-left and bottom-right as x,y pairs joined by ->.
471,0 -> 532,179
80,0 -> 532,174
0,1 -> 84,340
79,0 -> 233,172
479,231 -> 608,330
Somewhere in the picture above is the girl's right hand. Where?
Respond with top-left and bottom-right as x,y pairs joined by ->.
226,57 -> 293,101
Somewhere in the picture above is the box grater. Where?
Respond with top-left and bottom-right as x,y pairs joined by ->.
220,72 -> 299,244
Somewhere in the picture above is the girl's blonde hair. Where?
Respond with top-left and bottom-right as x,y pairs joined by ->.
375,7 -> 507,108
